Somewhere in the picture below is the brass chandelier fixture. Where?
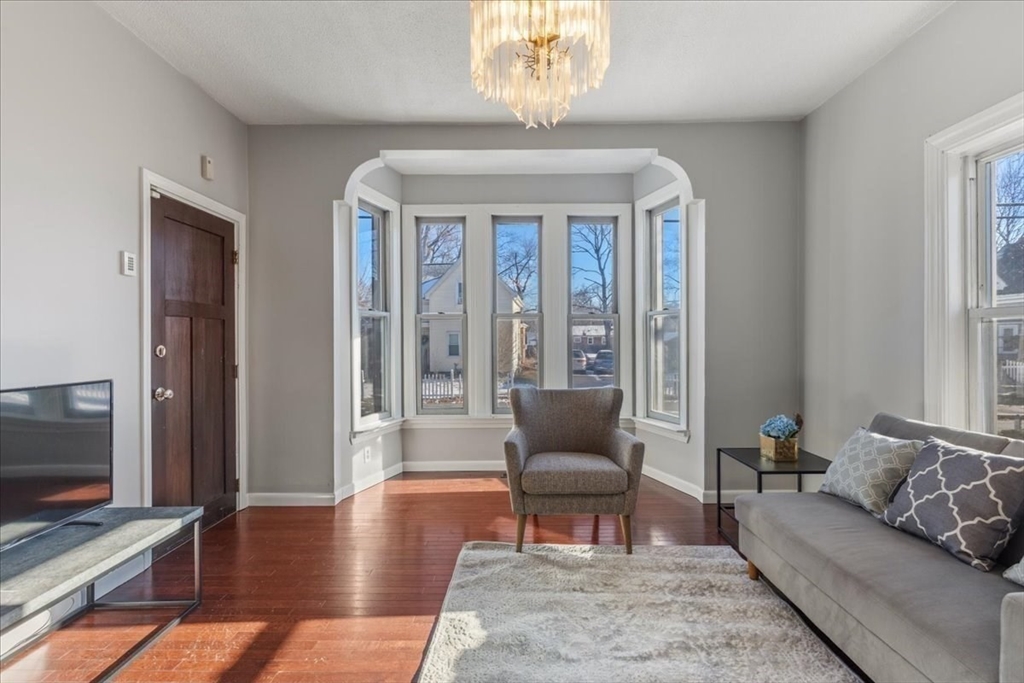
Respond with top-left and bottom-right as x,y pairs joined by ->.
469,0 -> 611,129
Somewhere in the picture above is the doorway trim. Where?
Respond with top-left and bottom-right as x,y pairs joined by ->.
139,169 -> 249,510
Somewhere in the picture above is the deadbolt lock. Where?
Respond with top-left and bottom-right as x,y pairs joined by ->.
155,345 -> 167,358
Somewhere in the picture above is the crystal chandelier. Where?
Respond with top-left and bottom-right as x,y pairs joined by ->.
470,0 -> 611,129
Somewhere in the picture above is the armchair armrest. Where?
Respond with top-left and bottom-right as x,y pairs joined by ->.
607,430 -> 645,514
1002,592 -> 1024,683
504,428 -> 530,514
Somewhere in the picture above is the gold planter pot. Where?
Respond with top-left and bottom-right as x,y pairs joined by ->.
759,434 -> 799,461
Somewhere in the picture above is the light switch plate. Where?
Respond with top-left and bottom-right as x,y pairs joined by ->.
120,251 -> 137,277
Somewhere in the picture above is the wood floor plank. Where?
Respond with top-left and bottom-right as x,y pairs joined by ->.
0,473 -> 725,682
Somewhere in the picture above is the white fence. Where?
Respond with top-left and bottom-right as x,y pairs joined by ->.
422,373 -> 464,401
1002,360 -> 1024,386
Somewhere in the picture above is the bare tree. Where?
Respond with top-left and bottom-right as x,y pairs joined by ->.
420,223 -> 463,265
571,222 -> 614,313
496,229 -> 539,309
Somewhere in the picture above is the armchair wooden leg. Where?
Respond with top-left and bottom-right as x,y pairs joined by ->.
747,561 -> 760,581
619,515 -> 633,554
516,514 -> 527,552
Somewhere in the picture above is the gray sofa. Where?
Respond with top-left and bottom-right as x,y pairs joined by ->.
736,413 -> 1024,683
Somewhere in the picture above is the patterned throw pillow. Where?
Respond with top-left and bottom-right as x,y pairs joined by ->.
819,428 -> 922,515
882,438 -> 1024,570
1006,559 -> 1024,587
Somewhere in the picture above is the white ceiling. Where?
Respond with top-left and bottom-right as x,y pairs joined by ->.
97,0 -> 952,126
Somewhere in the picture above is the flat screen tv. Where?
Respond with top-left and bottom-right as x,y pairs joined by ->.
0,380 -> 113,550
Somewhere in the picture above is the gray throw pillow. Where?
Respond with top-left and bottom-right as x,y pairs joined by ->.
819,427 -> 922,515
1006,559 -> 1024,587
882,437 -> 1024,571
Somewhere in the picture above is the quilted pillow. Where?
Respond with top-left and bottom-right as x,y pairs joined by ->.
882,438 -> 1024,570
1006,559 -> 1024,587
819,427 -> 922,515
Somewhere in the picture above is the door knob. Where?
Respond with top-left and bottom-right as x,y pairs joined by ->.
154,387 -> 174,401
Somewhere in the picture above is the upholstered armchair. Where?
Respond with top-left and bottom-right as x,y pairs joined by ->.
504,387 -> 645,553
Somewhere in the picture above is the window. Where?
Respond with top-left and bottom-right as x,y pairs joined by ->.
417,218 -> 466,413
569,218 -> 617,389
357,204 -> 389,419
647,202 -> 682,422
494,217 -> 541,412
971,148 -> 1024,439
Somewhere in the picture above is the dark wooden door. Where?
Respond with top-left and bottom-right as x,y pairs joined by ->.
151,193 -> 236,527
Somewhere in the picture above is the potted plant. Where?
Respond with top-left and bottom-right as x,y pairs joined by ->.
759,413 -> 803,461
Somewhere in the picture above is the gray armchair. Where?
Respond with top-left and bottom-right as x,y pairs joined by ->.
504,387 -> 645,553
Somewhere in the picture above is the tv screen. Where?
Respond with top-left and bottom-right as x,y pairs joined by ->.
0,380 -> 112,550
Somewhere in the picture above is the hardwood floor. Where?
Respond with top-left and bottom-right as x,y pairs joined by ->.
0,473 -> 729,683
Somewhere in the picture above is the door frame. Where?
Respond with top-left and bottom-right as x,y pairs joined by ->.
139,169 -> 249,510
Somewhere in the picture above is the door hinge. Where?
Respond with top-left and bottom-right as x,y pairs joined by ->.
234,478 -> 240,493
233,364 -> 239,379
232,250 -> 239,265
151,190 -> 162,199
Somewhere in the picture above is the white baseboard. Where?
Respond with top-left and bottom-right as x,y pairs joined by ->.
351,463 -> 404,496
402,460 -> 505,472
641,465 -> 704,503
247,491 -> 338,507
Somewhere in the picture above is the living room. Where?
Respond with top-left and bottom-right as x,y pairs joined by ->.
0,1 -> 1022,682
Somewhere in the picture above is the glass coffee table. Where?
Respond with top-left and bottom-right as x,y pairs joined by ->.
716,447 -> 831,550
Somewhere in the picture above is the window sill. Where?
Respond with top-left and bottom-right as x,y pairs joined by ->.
631,417 -> 691,443
403,415 -> 514,430
350,417 -> 405,443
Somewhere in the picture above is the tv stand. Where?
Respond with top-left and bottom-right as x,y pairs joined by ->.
62,519 -> 104,527
0,506 -> 203,682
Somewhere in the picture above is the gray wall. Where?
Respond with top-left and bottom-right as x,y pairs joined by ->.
802,0 -> 1024,457
0,1 -> 249,507
248,122 -> 803,495
402,174 -> 634,204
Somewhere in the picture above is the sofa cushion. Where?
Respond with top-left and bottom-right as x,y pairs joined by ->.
520,452 -> 627,495
737,493 -> 1019,683
1005,559 -> 1024,587
882,438 -> 1024,570
819,427 -> 922,515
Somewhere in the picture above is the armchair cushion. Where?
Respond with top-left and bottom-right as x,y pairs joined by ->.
521,452 -> 628,495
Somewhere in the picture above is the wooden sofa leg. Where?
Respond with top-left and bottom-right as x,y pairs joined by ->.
747,561 -> 760,580
516,514 -> 527,552
619,515 -> 632,554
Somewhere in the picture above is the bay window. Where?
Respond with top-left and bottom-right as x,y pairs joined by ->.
356,203 -> 390,419
417,218 -> 467,414
971,147 -> 1024,438
647,202 -> 683,423
493,217 -> 541,412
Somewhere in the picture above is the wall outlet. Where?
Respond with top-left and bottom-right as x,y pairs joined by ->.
363,447 -> 372,463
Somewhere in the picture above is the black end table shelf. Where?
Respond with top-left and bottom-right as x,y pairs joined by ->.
716,447 -> 831,550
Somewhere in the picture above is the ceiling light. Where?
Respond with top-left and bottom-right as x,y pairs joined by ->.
470,0 -> 611,129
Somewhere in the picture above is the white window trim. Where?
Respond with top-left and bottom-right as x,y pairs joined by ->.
924,93 -> 1024,429
403,203 -> 632,419
351,184 -> 402,433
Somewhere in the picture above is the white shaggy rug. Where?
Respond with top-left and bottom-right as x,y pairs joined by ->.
417,542 -> 861,683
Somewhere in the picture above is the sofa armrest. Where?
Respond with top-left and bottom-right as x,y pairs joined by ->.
607,430 -> 645,514
1002,592 -> 1024,683
504,428 -> 530,514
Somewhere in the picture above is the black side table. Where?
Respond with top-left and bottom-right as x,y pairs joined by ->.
716,447 -> 832,550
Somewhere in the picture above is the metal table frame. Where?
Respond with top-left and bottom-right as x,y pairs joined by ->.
716,447 -> 831,550
1,518 -> 202,682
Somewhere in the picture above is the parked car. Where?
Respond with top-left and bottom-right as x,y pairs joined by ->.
593,350 -> 614,375
572,349 -> 587,373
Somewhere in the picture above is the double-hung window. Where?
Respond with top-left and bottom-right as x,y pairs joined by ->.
971,148 -> 1024,438
494,217 -> 541,412
417,218 -> 467,414
647,202 -> 683,423
357,204 -> 390,420
569,218 -> 617,388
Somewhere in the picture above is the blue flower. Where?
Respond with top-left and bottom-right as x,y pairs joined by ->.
760,414 -> 799,440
